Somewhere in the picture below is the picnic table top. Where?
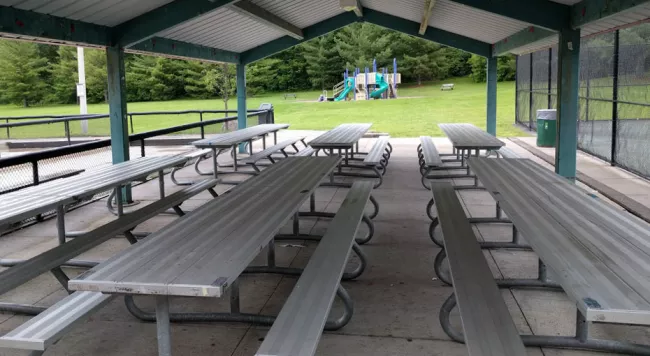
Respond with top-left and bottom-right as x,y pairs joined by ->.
0,155 -> 186,227
68,156 -> 341,298
192,123 -> 289,149
438,123 -> 504,149
309,123 -> 372,148
469,157 -> 650,325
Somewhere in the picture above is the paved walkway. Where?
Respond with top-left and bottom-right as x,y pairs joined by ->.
1,136 -> 650,355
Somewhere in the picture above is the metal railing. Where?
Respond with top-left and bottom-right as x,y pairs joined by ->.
0,108 -> 273,194
0,108 -> 275,143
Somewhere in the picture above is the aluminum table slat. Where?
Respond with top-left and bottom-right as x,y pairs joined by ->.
69,157 -> 341,298
309,123 -> 372,149
469,157 -> 650,325
192,124 -> 289,148
438,123 -> 504,150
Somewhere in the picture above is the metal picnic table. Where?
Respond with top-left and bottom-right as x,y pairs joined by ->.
69,156 -> 341,356
0,155 -> 187,245
192,123 -> 289,177
438,123 -> 504,175
309,123 -> 372,162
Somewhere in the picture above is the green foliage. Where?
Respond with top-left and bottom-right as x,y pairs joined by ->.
0,41 -> 48,106
468,55 -> 487,82
49,46 -> 78,104
468,54 -> 516,82
335,23 -> 393,70
301,35 -> 344,90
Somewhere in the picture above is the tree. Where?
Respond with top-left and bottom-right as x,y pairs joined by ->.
468,55 -> 487,82
0,40 -> 48,106
85,48 -> 108,103
335,23 -> 393,70
397,36 -> 449,84
126,55 -> 157,102
301,34 -> 344,90
467,54 -> 516,82
183,60 -> 211,98
49,46 -> 78,104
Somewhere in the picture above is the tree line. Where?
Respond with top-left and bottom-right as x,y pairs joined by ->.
0,23 -> 515,107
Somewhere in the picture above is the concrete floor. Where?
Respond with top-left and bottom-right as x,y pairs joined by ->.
1,135 -> 650,355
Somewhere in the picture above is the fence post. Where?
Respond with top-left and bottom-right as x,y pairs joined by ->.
140,140 -> 146,157
129,114 -> 134,134
515,56 -> 519,125
32,161 -> 42,221
64,120 -> 71,145
611,29 -> 620,166
529,53 -> 534,129
548,47 -> 553,109
199,112 -> 205,139
5,119 -> 9,139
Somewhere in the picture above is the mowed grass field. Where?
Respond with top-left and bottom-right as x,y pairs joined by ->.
0,77 -> 527,138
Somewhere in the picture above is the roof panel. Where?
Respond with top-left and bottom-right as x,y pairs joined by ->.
157,7 -> 286,53
362,0 -> 530,44
0,0 -> 175,26
250,0 -> 345,29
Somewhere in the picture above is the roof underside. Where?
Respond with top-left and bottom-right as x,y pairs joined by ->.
0,0 -> 648,60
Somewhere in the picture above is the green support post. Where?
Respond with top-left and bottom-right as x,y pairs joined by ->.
106,46 -> 132,201
555,28 -> 581,180
236,63 -> 247,153
486,56 -> 497,136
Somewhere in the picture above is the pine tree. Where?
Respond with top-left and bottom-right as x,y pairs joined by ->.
126,54 -> 157,102
183,60 -> 210,98
301,34 -> 344,90
334,23 -> 392,70
85,48 -> 108,103
0,40 -> 48,106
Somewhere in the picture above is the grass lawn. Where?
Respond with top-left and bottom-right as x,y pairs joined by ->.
0,77 -> 526,138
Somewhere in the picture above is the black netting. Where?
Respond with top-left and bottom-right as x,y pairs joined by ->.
516,54 -> 531,127
515,26 -> 650,177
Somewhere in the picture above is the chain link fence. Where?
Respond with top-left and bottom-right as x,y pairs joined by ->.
516,23 -> 650,178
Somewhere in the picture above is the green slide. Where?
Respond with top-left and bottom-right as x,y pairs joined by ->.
334,77 -> 355,102
370,73 -> 389,99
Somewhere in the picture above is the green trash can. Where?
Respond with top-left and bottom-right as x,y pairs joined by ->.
536,109 -> 557,147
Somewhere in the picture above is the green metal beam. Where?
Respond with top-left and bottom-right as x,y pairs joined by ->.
241,12 -> 359,64
230,0 -> 303,40
493,26 -> 556,57
114,0 -> 237,48
419,0 -> 437,35
364,9 -> 491,57
486,56 -> 497,136
571,0 -> 650,28
0,6 -> 110,46
128,37 -> 240,63
555,27 -> 581,180
236,64 -> 247,153
447,0 -> 570,31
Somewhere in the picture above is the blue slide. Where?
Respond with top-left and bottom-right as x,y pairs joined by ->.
335,77 -> 355,102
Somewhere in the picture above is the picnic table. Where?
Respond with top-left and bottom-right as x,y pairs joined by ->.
69,156 -> 341,355
0,155 -> 187,244
463,157 -> 650,354
438,123 -> 504,162
192,123 -> 289,177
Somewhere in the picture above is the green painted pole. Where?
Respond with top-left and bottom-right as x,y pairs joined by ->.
486,56 -> 497,136
555,28 -> 581,180
106,46 -> 132,201
236,63 -> 247,153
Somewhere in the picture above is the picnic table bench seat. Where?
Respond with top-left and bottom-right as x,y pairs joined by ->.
255,181 -> 373,356
431,182 -> 527,356
363,135 -> 390,169
0,178 -> 220,354
294,146 -> 315,157
418,136 -> 469,190
239,137 -> 305,172
441,83 -> 454,90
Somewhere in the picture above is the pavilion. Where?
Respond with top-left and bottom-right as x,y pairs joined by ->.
1,0 -> 649,179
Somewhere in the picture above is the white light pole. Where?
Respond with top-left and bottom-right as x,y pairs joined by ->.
77,47 -> 88,134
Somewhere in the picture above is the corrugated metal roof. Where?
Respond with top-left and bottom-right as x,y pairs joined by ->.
157,6 -> 287,53
362,0 -> 530,45
250,0 -> 344,29
509,2 -> 650,54
0,0 -> 174,26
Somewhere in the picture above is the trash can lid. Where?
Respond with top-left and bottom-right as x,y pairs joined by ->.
536,109 -> 557,121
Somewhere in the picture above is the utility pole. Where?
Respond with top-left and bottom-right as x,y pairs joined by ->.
77,47 -> 88,134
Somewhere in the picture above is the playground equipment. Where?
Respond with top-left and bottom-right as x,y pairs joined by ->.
331,58 -> 401,102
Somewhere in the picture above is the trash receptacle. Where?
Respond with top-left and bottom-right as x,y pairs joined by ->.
536,109 -> 557,147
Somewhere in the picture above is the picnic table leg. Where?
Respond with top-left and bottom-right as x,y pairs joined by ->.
230,279 -> 240,314
267,240 -> 275,267
310,193 -> 316,212
115,186 -> 124,217
355,141 -> 359,154
211,148 -> 218,179
232,144 -> 238,172
155,296 -> 172,356
344,149 -> 349,165
56,205 -> 66,245
273,132 -> 277,145
262,134 -> 266,149
158,170 -> 165,199
293,212 -> 300,236
337,149 -> 342,173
